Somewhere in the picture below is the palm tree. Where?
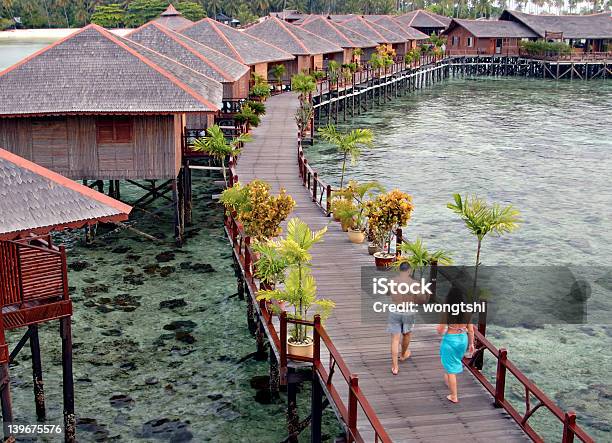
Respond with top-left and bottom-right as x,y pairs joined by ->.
192,125 -> 252,187
447,194 -> 521,293
271,64 -> 286,88
396,238 -> 452,278
317,124 -> 373,188
291,73 -> 316,101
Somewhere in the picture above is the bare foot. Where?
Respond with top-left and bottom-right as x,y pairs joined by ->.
399,350 -> 412,361
446,394 -> 458,403
391,366 -> 399,375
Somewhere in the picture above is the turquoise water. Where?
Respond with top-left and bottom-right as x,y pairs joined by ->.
307,76 -> 612,439
0,40 -> 55,70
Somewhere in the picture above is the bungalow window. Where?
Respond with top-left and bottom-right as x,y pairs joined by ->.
452,36 -> 460,46
467,37 -> 474,48
96,117 -> 134,144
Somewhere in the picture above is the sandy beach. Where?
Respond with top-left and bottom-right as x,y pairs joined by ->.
0,27 -> 131,40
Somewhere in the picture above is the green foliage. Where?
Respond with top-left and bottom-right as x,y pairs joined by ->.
256,218 -> 334,343
235,3 -> 258,27
327,60 -> 340,82
395,238 -> 452,277
125,0 -> 168,27
334,180 -> 385,230
192,124 -> 252,185
317,124 -> 373,188
0,17 -> 14,30
271,63 -> 286,83
91,4 -> 125,28
234,104 -> 261,127
244,100 -> 265,116
311,70 -> 325,81
175,1 -> 206,21
519,40 -> 573,56
404,48 -> 421,64
250,83 -> 271,99
291,72 -> 316,98
252,241 -> 288,285
295,101 -> 313,134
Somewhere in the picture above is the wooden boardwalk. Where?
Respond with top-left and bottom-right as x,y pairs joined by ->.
237,93 -> 528,442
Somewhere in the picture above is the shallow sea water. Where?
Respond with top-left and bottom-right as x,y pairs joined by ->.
307,76 -> 612,439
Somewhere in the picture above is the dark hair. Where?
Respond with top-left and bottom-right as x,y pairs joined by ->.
399,261 -> 409,272
444,286 -> 471,325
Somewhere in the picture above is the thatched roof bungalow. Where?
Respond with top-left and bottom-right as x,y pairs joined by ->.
0,24 -> 220,181
443,19 -> 538,55
153,4 -> 193,31
298,15 -> 378,63
180,18 -> 294,82
396,10 -> 451,36
126,22 -> 250,115
500,10 -> 612,52
245,16 -> 344,72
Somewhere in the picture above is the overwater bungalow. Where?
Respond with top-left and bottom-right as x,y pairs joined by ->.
0,24 -> 221,242
365,15 -> 430,51
338,16 -> 409,58
180,18 -> 295,83
396,9 -> 451,36
126,22 -> 250,115
0,147 -> 131,442
245,17 -> 344,72
443,19 -> 538,55
298,15 -> 378,63
153,4 -> 193,31
500,10 -> 612,53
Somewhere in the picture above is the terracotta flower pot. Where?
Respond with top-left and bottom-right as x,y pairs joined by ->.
347,229 -> 365,244
288,337 -> 313,359
374,252 -> 396,270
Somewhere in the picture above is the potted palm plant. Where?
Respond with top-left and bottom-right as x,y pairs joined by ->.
234,104 -> 261,130
257,219 -> 335,358
344,180 -> 385,244
317,124 -> 373,189
252,240 -> 287,290
291,73 -> 316,101
327,60 -> 340,90
271,64 -> 286,92
192,125 -> 252,187
395,237 -> 453,278
353,47 -> 363,67
295,102 -> 313,137
366,190 -> 414,269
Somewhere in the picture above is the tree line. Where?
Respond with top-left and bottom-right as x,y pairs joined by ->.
1,0 -> 609,30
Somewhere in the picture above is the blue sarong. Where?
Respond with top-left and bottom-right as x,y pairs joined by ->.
440,333 -> 468,374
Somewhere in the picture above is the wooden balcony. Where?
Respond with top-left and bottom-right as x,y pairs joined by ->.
0,235 -> 72,331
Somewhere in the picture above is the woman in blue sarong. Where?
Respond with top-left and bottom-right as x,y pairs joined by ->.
436,286 -> 474,403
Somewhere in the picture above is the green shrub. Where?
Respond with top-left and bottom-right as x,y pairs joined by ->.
519,40 -> 572,56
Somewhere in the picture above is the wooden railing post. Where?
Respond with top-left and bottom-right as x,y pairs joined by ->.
347,374 -> 359,443
59,245 -> 69,300
280,311 -> 288,385
562,411 -> 576,443
326,185 -> 332,216
313,315 -> 321,365
244,237 -> 252,279
494,348 -> 507,407
312,173 -> 318,203
303,159 -> 308,186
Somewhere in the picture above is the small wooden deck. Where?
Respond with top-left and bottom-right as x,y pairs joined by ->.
237,93 -> 529,442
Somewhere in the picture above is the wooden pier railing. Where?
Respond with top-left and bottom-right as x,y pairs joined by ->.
297,140 -> 332,216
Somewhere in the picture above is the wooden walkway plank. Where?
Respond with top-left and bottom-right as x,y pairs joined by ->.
236,93 -> 529,442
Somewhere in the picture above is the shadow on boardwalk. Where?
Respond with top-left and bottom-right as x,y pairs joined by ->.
236,93 -> 528,442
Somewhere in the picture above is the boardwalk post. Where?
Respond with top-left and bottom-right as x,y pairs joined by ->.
269,351 -> 280,399
562,411 -> 577,443
347,374 -> 359,443
311,315 -> 322,443
326,185 -> 332,216
29,324 -> 46,421
312,173 -> 318,203
0,361 -> 13,441
494,348 -> 507,407
287,367 -> 299,443
280,311 -> 288,385
60,317 -> 76,443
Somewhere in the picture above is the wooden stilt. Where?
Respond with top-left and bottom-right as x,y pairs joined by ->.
29,325 -> 46,421
255,321 -> 267,361
269,351 -> 279,400
310,373 -> 323,443
60,317 -> 75,443
0,362 -> 13,441
287,367 -> 299,443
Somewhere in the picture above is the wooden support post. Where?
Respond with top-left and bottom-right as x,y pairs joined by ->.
312,173 -> 318,203
287,367 -> 299,443
246,293 -> 257,336
237,276 -> 245,301
347,375 -> 358,443
475,305 -> 487,370
29,325 -> 46,421
60,317 -> 76,443
494,348 -> 507,407
184,161 -> 193,226
310,376 -> 323,443
0,361 -> 13,441
269,350 -> 280,400
172,179 -> 183,246
255,320 -> 267,361
562,411 -> 577,443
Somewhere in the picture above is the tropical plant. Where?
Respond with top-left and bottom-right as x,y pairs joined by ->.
295,102 -> 313,135
317,124 -> 374,188
252,240 -> 288,287
234,104 -> 261,128
335,180 -> 385,231
244,100 -> 266,116
311,70 -> 325,81
395,238 -> 453,278
331,198 -> 358,231
327,60 -> 340,84
365,190 -> 414,253
271,63 -> 286,85
256,218 -> 334,344
175,1 -> 206,21
291,72 -> 317,100
353,47 -> 363,63
192,125 -> 252,186
447,194 -> 521,292
250,83 -> 271,100
519,40 -> 572,56
220,180 -> 295,241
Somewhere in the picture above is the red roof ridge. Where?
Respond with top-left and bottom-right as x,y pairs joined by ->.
161,4 -> 181,16
204,18 -> 246,64
0,147 -> 132,216
147,22 -> 234,82
93,24 -> 219,111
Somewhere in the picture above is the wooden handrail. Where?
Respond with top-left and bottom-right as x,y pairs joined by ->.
464,329 -> 594,443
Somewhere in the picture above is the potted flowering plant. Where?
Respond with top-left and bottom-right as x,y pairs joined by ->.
365,190 -> 414,268
256,219 -> 335,358
335,180 -> 384,244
